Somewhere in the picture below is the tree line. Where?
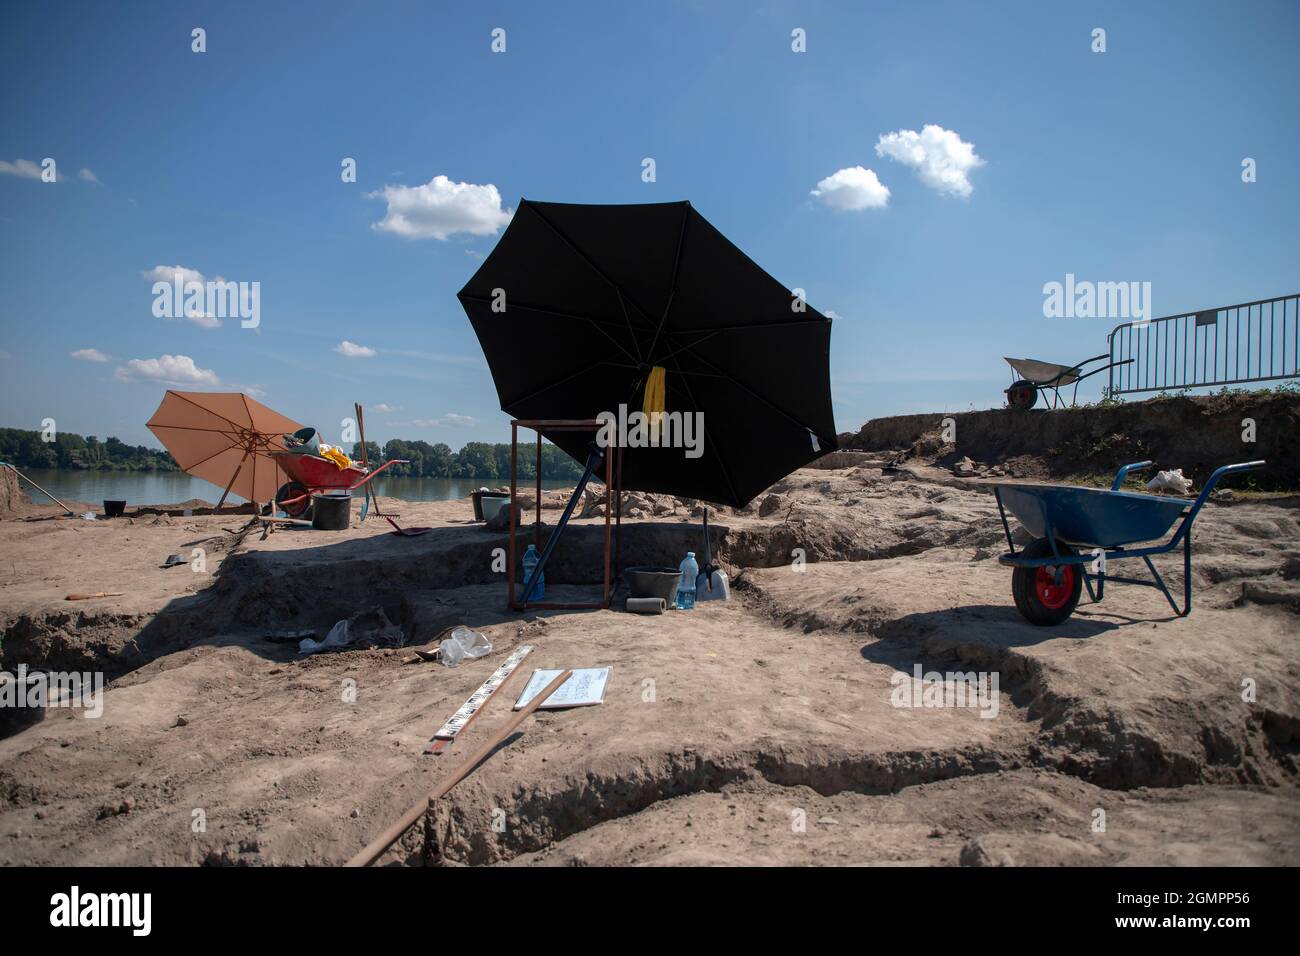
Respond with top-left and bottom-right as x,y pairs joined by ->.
0,428 -> 179,472
351,439 -> 585,480
0,426 -> 584,480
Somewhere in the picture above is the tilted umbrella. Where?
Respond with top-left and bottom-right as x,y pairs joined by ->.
458,199 -> 838,509
146,391 -> 305,506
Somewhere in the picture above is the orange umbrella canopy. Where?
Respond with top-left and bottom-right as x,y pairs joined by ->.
146,391 -> 305,503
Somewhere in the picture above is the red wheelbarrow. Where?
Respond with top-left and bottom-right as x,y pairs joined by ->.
271,452 -> 407,518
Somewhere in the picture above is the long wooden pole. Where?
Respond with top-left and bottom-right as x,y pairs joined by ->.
3,463 -> 75,514
344,668 -> 573,867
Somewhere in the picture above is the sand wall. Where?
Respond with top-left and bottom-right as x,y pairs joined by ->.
841,393 -> 1300,489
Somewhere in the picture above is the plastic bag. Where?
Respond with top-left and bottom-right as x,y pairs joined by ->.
439,626 -> 492,667
1146,469 -> 1193,495
299,619 -> 352,655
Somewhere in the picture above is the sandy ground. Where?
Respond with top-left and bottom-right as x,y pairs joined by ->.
0,464 -> 1297,866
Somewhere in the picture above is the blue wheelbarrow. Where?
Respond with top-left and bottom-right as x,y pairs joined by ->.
993,460 -> 1265,625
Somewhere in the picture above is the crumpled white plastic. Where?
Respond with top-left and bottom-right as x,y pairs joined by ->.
299,619 -> 352,655
439,626 -> 492,667
1146,469 -> 1194,495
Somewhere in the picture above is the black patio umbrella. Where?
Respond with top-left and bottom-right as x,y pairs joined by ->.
458,199 -> 838,509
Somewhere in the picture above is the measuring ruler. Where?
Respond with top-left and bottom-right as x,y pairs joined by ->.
425,644 -> 533,755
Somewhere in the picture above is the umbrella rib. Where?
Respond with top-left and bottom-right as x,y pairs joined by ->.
179,439 -> 246,472
459,295 -> 644,332
166,390 -> 247,431
652,329 -> 721,366
665,338 -> 835,448
605,362 -> 727,379
459,294 -> 640,364
663,349 -> 743,506
524,202 -> 659,343
617,290 -> 643,364
504,361 -> 625,410
646,202 -> 690,364
667,316 -> 832,335
149,424 -> 258,436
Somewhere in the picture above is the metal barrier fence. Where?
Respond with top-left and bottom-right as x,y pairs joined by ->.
1107,293 -> 1299,396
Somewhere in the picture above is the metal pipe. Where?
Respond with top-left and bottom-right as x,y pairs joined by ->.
518,446 -> 604,605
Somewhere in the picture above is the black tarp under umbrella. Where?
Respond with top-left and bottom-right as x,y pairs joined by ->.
458,199 -> 838,509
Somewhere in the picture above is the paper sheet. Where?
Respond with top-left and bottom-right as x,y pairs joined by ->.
513,667 -> 611,710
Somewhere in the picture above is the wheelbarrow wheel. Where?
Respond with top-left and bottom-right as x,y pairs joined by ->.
275,481 -> 310,519
1012,538 -> 1082,625
1006,380 -> 1038,410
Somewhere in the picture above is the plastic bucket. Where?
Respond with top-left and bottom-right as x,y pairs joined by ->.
311,491 -> 351,530
479,492 -> 511,522
286,427 -> 321,455
624,566 -> 681,605
103,500 -> 126,518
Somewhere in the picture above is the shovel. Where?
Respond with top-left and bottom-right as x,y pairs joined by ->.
696,507 -> 719,596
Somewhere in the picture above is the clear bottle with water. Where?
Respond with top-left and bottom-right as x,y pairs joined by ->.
522,543 -> 545,601
677,551 -> 699,610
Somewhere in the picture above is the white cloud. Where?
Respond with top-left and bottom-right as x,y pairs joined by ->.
810,166 -> 890,211
875,125 -> 984,198
370,403 -> 398,413
0,159 -> 52,181
141,265 -> 224,327
397,414 -> 478,428
142,264 -> 205,285
334,340 -> 377,358
183,310 -> 222,329
115,354 -> 219,386
79,168 -> 100,184
436,413 -> 476,428
367,175 -> 514,240
70,348 -> 110,362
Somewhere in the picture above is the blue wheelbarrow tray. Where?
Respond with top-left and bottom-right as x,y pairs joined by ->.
992,459 -> 1265,624
994,483 -> 1187,548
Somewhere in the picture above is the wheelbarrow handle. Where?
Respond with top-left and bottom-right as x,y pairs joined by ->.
1111,460 -> 1154,490
1197,460 -> 1266,497
1172,460 -> 1266,543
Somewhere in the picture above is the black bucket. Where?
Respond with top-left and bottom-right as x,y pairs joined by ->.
311,492 -> 351,530
103,500 -> 126,518
624,566 -> 681,605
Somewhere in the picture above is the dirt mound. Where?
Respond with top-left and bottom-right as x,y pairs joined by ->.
1,467 -> 1296,867
841,392 -> 1300,490
0,467 -> 33,519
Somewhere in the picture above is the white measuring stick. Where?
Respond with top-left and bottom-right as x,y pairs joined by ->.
426,644 -> 533,754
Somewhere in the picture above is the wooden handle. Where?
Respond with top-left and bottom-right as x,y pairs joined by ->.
344,668 -> 573,867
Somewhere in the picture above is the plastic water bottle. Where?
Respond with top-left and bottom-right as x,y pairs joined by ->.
677,551 -> 699,610
522,544 -> 545,601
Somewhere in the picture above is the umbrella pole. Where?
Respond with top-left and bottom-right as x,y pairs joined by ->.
216,453 -> 249,510
517,446 -> 604,606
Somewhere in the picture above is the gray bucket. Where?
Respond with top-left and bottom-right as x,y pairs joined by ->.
311,491 -> 351,530
624,566 -> 681,605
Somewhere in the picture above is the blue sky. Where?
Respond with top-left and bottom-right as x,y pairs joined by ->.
2,0 -> 1297,450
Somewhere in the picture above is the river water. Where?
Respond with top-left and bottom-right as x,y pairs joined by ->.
14,468 -> 573,507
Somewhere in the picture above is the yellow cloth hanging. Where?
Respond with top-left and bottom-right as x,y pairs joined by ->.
642,366 -> 666,439
317,443 -> 353,470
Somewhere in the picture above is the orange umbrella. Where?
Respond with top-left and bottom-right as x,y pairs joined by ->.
146,391 -> 305,506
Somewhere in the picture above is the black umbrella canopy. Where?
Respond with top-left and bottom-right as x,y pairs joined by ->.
458,199 -> 838,507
